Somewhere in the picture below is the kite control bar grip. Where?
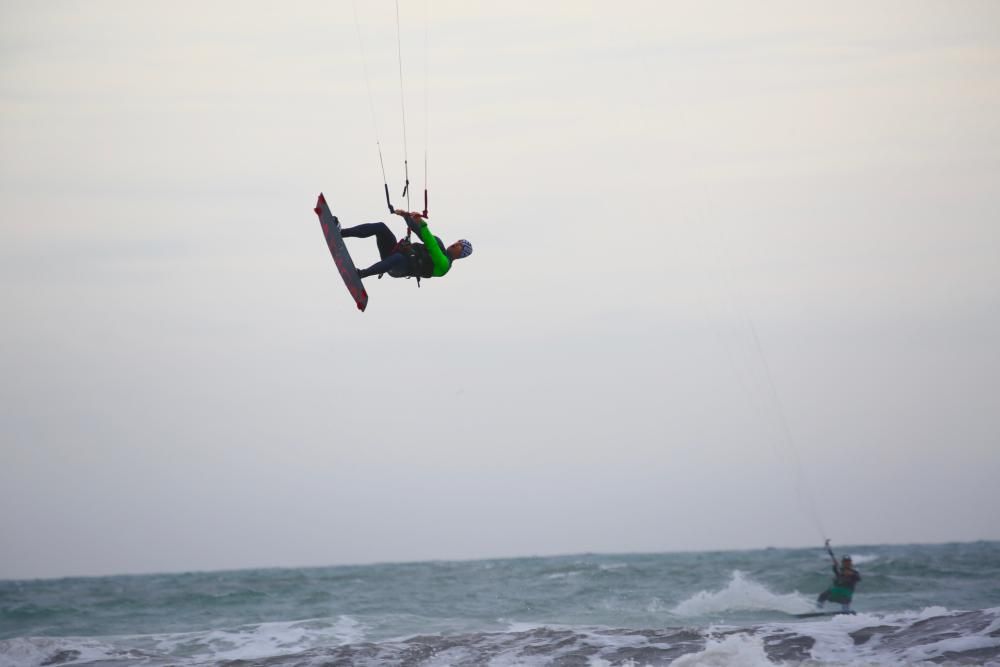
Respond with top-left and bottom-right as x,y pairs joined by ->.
384,184 -> 394,214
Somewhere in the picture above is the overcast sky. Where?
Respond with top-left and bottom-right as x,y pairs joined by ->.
2,1 -> 998,580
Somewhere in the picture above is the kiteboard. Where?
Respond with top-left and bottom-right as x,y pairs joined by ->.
793,610 -> 856,618
314,193 -> 368,312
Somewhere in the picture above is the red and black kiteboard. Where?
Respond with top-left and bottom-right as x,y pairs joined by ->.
314,193 -> 368,312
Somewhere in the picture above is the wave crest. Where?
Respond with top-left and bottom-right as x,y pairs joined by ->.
672,571 -> 814,616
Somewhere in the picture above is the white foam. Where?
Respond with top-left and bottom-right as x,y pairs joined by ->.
545,570 -> 583,580
646,597 -> 671,613
903,632 -> 1000,663
913,605 -> 951,621
496,623 -> 667,667
668,633 -> 776,667
503,620 -> 547,633
777,606 -> 1000,665
846,553 -> 878,565
788,612 -> 884,664
0,636 -> 114,667
129,615 -> 366,664
671,571 -> 814,616
875,607 -> 1000,665
226,615 -> 362,659
599,562 -> 629,571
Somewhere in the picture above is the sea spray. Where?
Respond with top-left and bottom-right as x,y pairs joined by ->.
672,570 -> 814,617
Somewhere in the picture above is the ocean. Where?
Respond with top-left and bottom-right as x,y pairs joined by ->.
2,541 -> 998,666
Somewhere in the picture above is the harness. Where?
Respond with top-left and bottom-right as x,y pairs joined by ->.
377,237 -> 433,287
397,238 -> 436,277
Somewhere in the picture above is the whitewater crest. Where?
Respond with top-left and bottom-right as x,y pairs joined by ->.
672,571 -> 815,616
4,608 -> 1000,665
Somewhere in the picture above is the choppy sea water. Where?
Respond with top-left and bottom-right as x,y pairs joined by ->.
2,541 -> 999,666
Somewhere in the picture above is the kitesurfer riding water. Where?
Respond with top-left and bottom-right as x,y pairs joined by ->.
817,539 -> 861,612
340,210 -> 472,280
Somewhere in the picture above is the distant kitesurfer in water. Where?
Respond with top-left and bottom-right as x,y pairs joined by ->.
340,210 -> 473,281
817,539 -> 861,611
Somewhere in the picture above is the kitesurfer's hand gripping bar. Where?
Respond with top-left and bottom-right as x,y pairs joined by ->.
385,184 -> 428,219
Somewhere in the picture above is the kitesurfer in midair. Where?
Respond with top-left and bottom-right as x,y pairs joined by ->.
340,210 -> 472,280
817,540 -> 861,612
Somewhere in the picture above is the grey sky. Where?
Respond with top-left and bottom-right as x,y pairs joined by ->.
2,1 -> 998,580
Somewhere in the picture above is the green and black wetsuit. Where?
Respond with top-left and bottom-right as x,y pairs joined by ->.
399,217 -> 452,278
342,218 -> 451,279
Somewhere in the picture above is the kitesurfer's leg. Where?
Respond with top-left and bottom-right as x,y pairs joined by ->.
339,223 -> 398,258
359,253 -> 409,278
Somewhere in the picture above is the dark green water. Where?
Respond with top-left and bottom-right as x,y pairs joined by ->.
2,541 -> 999,665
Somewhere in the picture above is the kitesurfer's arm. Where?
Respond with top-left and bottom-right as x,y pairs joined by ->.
396,211 -> 451,277
825,539 -> 840,575
417,223 -> 451,276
